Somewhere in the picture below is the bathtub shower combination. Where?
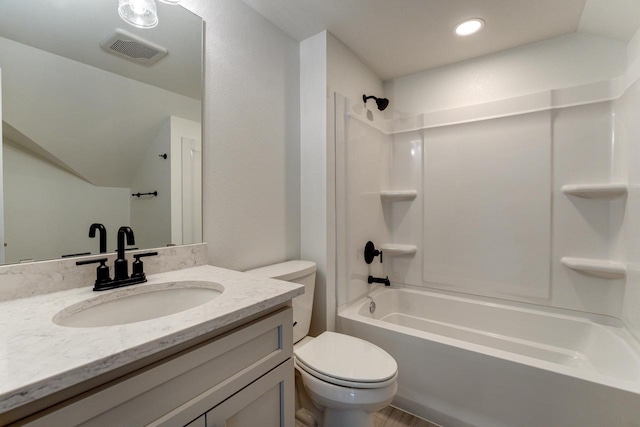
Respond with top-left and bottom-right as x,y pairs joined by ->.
333,49 -> 640,427
339,288 -> 640,426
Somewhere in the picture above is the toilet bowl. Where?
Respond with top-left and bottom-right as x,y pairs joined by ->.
245,261 -> 398,427
295,331 -> 397,427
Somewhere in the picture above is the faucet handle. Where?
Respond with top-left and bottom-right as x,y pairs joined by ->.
76,258 -> 111,288
364,241 -> 383,264
132,252 -> 158,278
76,257 -> 108,266
133,252 -> 158,259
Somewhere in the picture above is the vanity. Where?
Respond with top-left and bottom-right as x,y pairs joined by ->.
0,262 -> 303,426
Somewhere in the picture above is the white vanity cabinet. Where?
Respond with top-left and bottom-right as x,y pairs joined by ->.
205,359 -> 293,427
15,307 -> 294,427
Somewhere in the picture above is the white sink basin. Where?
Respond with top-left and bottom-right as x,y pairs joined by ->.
53,281 -> 224,328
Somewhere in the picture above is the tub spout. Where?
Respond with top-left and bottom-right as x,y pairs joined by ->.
368,275 -> 390,286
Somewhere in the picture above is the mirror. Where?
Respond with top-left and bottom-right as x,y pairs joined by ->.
0,0 -> 203,265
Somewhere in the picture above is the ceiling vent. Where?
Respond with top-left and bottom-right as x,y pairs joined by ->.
100,29 -> 168,66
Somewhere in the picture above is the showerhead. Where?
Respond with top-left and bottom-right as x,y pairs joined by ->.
363,94 -> 390,111
377,97 -> 389,111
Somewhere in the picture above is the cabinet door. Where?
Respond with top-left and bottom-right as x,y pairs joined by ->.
184,415 -> 206,427
206,359 -> 294,427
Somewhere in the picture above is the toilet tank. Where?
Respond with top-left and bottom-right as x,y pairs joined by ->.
245,260 -> 316,343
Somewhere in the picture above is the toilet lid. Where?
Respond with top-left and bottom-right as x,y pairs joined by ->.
294,332 -> 397,385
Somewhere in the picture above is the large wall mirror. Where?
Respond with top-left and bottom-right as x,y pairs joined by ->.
0,0 -> 203,265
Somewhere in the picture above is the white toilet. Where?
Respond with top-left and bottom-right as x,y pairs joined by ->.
246,260 -> 398,427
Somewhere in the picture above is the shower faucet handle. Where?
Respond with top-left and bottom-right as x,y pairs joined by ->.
364,241 -> 383,264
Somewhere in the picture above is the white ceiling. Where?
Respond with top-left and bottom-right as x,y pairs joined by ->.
0,0 -> 203,99
241,0 -> 640,81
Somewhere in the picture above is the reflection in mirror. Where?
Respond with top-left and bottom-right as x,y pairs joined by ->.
0,0 -> 203,265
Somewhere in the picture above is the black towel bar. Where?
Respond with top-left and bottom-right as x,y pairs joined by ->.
132,191 -> 158,198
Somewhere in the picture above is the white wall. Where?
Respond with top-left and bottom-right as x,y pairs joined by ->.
300,31 -> 328,335
0,36 -> 200,188
181,0 -> 301,271
300,31 -> 386,332
3,141 -> 130,263
628,25 -> 640,66
0,69 -> 4,264
327,33 -> 386,119
385,32 -> 626,116
350,31 -> 635,318
326,33 -> 386,327
325,33 -> 389,309
130,119 -> 172,250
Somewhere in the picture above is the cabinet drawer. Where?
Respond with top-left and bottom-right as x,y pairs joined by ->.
17,308 -> 293,427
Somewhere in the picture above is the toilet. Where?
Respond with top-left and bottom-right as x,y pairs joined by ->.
245,260 -> 398,427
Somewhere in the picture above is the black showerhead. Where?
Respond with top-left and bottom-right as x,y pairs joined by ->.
363,94 -> 390,111
376,97 -> 389,111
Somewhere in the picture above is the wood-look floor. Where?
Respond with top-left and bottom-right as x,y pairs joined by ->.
294,405 -> 439,427
374,406 -> 440,427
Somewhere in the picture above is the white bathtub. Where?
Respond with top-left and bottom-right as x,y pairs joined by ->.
338,287 -> 640,427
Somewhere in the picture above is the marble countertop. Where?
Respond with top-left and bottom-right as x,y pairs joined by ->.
0,265 -> 303,414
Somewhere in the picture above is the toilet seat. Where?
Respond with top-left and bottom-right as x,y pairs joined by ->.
294,331 -> 398,389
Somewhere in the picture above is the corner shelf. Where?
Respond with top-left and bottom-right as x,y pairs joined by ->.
560,257 -> 626,279
380,244 -> 417,256
380,190 -> 418,202
561,183 -> 627,199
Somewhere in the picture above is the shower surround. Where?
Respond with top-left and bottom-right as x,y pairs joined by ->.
333,31 -> 640,424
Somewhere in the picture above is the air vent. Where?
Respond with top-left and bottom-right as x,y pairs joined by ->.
100,29 -> 168,66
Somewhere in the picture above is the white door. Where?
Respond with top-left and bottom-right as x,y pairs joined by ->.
181,137 -> 202,244
0,69 -> 5,264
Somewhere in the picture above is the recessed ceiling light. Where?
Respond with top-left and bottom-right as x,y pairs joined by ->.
454,18 -> 485,37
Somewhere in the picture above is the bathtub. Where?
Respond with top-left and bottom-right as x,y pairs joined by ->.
338,287 -> 640,427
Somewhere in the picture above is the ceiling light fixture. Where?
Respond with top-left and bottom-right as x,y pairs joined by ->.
454,18 -> 485,36
118,0 -> 159,29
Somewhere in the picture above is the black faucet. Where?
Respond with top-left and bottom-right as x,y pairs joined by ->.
88,223 -> 107,254
77,225 -> 159,291
114,226 -> 135,281
368,275 -> 391,286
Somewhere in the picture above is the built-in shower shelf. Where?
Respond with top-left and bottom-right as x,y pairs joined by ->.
561,183 -> 627,199
560,257 -> 626,279
380,190 -> 418,202
380,244 -> 417,256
